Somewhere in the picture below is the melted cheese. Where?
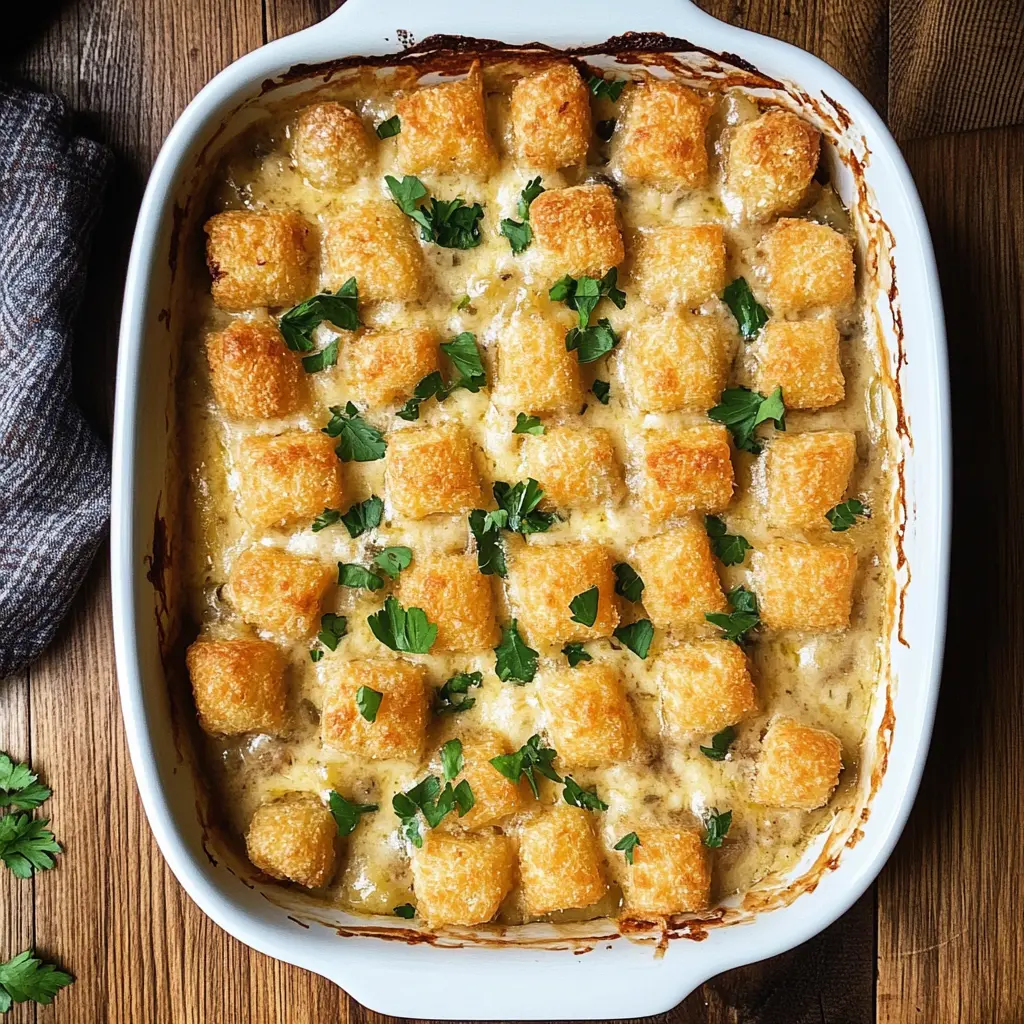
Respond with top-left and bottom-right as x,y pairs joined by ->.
178,71 -> 894,925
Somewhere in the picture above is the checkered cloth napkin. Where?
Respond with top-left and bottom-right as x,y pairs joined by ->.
0,84 -> 112,678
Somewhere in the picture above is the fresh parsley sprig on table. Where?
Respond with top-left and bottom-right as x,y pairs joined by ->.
0,949 -> 72,1013
0,814 -> 60,880
705,515 -> 752,566
0,755 -> 51,811
385,174 -> 484,249
708,385 -> 786,454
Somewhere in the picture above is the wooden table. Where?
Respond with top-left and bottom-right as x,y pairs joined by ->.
3,1 -> 1022,1020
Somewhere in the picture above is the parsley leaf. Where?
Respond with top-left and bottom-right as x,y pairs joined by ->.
440,739 -> 464,781
328,791 -> 378,836
392,773 -> 472,845
279,278 -> 360,352
702,807 -> 732,848
0,949 -> 72,1012
705,586 -> 760,643
518,177 -> 544,218
312,508 -> 341,533
562,642 -> 593,667
0,814 -> 60,879
493,479 -> 555,535
569,586 -> 599,628
705,515 -> 752,566
376,115 -> 401,139
708,385 -> 786,454
562,776 -> 608,811
613,562 -> 644,602
453,779 -> 475,816
722,277 -> 769,340
565,318 -> 619,363
323,402 -> 387,462
549,268 -> 626,329
613,619 -> 654,660
596,118 -> 617,141
441,332 -> 487,392
592,379 -> 611,404
310,649 -> 323,663
588,75 -> 626,101
700,725 -> 737,761
468,508 -> 508,577
513,413 -> 545,436
434,671 -> 483,715
356,686 -> 383,722
500,218 -> 532,254
456,294 -> 472,311
490,735 -> 561,798
614,831 -> 641,865
494,620 -> 539,684
301,337 -> 339,374
393,903 -> 416,919
826,498 -> 870,532
395,372 -> 444,421
0,756 -> 50,811
368,597 -> 438,654
317,613 -> 348,651
339,495 -> 383,538
338,563 -> 385,591
374,546 -> 412,580
385,174 -> 484,249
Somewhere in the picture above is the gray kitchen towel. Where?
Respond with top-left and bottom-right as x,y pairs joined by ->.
0,83 -> 112,678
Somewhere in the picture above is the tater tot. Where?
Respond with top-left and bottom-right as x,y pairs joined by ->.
246,793 -> 336,889
292,102 -> 374,189
510,64 -> 592,171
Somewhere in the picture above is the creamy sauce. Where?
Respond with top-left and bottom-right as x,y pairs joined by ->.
178,70 -> 894,924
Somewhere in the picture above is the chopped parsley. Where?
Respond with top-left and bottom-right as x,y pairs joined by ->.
309,648 -> 323,663
549,268 -> 626,329
569,586 -> 599,628
339,495 -> 383,538
700,725 -> 737,761
722,277 -> 769,340
591,379 -> 611,404
826,498 -> 870,532
493,479 -> 555,535
0,756 -> 50,811
328,791 -> 378,836
489,735 -> 561,798
393,903 -> 416,919
708,385 -> 786,454
392,773 -> 474,847
705,586 -> 760,643
705,515 -> 752,566
355,685 -> 383,723
562,776 -> 608,812
301,337 -> 339,374
614,831 -> 641,865
338,563 -> 385,591
565,318 -> 619,363
468,508 -> 508,577
613,619 -> 654,660
0,949 -> 72,1012
279,277 -> 360,353
374,546 -> 412,580
596,118 -> 617,142
494,620 -> 539,684
367,597 -> 438,654
0,814 -> 60,879
561,643 -> 593,667
613,562 -> 644,602
587,75 -> 626,101
317,612 -> 348,651
456,294 -> 472,311
702,807 -> 732,848
385,174 -> 484,249
312,507 -> 341,533
513,413 -> 545,436
322,402 -> 387,462
440,738 -> 464,781
500,177 -> 545,255
375,114 -> 401,138
395,371 -> 446,422
396,333 -> 486,420
433,671 -> 483,715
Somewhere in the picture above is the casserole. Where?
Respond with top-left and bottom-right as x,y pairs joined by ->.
112,0 -> 949,1018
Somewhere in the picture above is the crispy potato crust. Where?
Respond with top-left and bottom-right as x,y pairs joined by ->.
519,427 -> 625,510
766,430 -> 857,528
385,423 -> 484,519
510,63 -> 592,171
530,184 -> 624,280
762,218 -> 855,314
342,326 -> 439,407
227,548 -> 333,639
756,318 -> 845,410
622,826 -> 710,916
496,310 -> 584,414
638,424 -> 735,521
755,539 -> 858,631
292,102 -> 374,189
752,717 -> 843,809
630,224 -> 727,308
246,793 -> 336,889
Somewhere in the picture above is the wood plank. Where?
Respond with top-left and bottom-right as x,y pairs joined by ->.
695,0 -> 889,118
265,0 -> 342,43
889,0 -> 1024,140
876,124 -> 1024,1023
0,671 -> 37,1024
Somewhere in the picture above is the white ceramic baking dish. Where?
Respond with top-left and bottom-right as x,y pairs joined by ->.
111,0 -> 950,1017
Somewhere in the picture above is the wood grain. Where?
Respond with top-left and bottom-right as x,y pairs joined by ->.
875,125 -> 1024,1023
889,0 -> 1024,140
